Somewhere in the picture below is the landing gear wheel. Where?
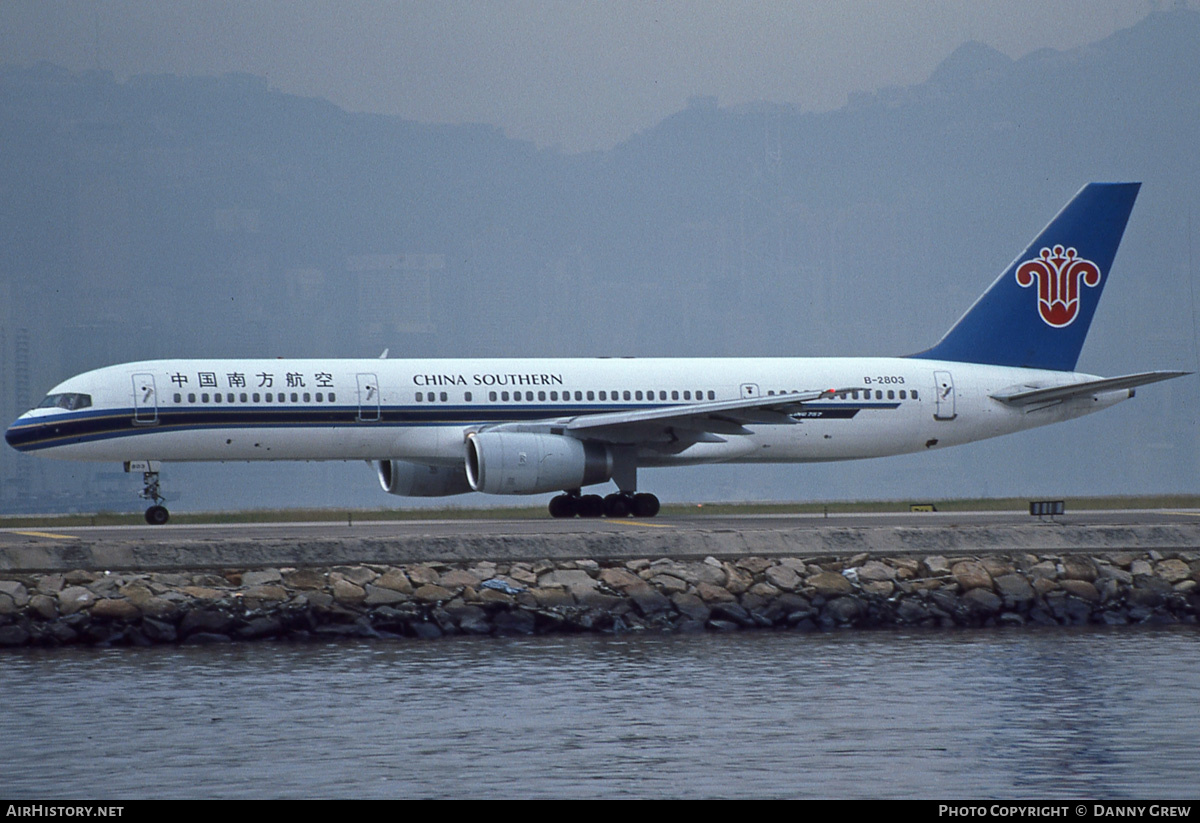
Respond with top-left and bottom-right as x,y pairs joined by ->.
548,494 -> 578,518
138,468 -> 170,525
578,494 -> 605,518
631,493 -> 660,518
604,493 -> 632,518
145,505 -> 170,525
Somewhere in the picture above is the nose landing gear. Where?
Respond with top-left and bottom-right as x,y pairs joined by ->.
125,460 -> 170,525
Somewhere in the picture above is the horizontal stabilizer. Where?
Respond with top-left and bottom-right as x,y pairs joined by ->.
990,370 -> 1190,407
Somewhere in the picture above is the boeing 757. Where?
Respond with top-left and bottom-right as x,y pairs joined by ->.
5,182 -> 1188,523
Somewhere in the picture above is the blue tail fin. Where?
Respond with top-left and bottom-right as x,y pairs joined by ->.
911,182 -> 1140,371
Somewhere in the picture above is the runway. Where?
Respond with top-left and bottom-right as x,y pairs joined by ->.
1,507 -> 1199,546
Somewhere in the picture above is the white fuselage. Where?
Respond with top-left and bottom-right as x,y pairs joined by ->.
6,356 -> 1127,469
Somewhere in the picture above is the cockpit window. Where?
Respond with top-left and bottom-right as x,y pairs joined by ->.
37,393 -> 92,411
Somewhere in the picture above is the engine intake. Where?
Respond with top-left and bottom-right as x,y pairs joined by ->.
376,460 -> 472,497
465,432 -> 612,495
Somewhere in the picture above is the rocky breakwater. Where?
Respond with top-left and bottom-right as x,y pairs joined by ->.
1,550 -> 1198,646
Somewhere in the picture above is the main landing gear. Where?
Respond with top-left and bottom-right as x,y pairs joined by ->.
548,490 -> 661,519
125,461 -> 169,525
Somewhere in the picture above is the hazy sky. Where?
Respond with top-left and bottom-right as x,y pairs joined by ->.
0,0 -> 1164,152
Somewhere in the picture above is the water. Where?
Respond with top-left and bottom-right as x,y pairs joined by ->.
2,627 -> 1198,798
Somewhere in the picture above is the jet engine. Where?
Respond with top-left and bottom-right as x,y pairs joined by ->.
465,432 -> 613,495
376,460 -> 472,497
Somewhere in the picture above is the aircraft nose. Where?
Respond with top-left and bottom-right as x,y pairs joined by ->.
5,413 -> 35,452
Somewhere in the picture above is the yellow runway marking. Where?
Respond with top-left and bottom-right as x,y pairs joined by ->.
1161,511 -> 1200,518
614,519 -> 675,529
9,530 -> 78,540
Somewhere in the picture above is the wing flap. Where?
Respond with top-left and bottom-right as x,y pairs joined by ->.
564,388 -> 837,435
481,388 -> 844,445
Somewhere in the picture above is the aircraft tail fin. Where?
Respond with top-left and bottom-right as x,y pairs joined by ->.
911,182 -> 1140,371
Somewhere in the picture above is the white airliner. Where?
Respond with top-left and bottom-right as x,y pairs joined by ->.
5,183 -> 1188,524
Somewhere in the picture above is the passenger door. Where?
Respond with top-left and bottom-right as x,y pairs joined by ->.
132,373 -> 159,425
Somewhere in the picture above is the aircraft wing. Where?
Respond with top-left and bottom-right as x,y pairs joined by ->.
989,370 -> 1191,407
483,388 -> 845,444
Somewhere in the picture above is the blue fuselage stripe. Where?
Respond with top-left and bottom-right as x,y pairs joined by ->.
6,402 -> 894,452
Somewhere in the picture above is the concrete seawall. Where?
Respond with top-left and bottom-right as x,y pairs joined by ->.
1,522 -> 1198,646
4,521 -> 1200,572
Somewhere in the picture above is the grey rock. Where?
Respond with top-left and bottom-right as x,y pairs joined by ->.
671,593 -> 711,622
538,569 -> 599,597
0,624 -> 30,646
764,564 -> 802,591
364,584 -> 410,605
952,561 -> 993,592
629,587 -> 672,616
57,586 -> 96,615
961,588 -> 1002,615
332,579 -> 367,604
180,609 -> 235,637
807,571 -> 854,596
994,573 -> 1035,604
0,580 -> 30,607
241,569 -> 283,587
282,568 -> 327,589
90,598 -> 141,621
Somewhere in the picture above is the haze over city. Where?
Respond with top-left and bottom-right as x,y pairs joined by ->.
1,1 -> 1196,513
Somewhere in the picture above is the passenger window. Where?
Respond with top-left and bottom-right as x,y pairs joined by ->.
291,393 -> 299,402
708,391 -> 715,400
911,390 -> 919,400
549,391 -> 557,401
899,390 -> 906,400
635,390 -> 643,401
315,392 -> 322,402
465,392 -> 472,402
585,390 -> 594,401
415,392 -> 423,402
253,393 -> 261,402
875,390 -> 883,400
440,392 -> 448,402
173,393 -> 182,403
188,393 -> 196,403
575,391 -> 583,401
329,392 -> 335,402
598,391 -> 606,401
501,391 -> 510,401
240,393 -> 248,402
672,391 -> 679,400
887,390 -> 894,400
214,393 -> 222,403
538,391 -> 546,401
623,390 -> 631,401
683,391 -> 691,400
489,391 -> 497,401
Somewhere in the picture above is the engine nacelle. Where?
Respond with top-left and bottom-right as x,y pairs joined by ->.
465,432 -> 612,495
376,460 -> 472,497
